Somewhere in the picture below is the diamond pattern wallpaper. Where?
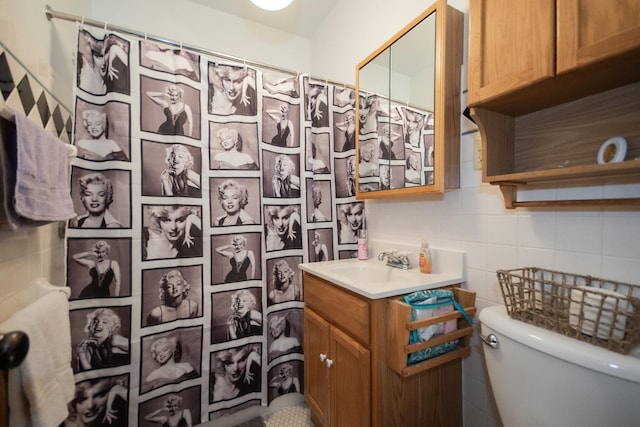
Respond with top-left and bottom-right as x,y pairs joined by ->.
0,43 -> 73,144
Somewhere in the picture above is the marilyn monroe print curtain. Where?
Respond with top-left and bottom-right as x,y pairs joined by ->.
64,25 -> 362,425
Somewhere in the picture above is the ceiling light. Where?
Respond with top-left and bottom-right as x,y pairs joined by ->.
250,0 -> 293,11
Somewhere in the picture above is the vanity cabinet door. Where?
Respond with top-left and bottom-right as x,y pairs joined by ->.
330,325 -> 370,427
304,307 -> 331,427
557,0 -> 640,73
468,0 -> 555,105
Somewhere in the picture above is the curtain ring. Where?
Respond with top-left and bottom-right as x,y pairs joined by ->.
104,21 -> 108,32
179,41 -> 183,51
80,16 -> 85,26
144,32 -> 147,41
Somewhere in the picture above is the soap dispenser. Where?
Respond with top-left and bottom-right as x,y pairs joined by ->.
358,214 -> 368,260
419,240 -> 432,273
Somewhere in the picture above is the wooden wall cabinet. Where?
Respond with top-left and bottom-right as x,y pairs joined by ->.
303,273 -> 466,427
468,0 -> 640,208
355,0 -> 463,198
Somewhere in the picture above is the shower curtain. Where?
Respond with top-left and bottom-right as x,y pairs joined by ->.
63,25 -> 363,425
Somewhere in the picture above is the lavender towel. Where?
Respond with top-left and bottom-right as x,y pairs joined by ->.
4,109 -> 75,226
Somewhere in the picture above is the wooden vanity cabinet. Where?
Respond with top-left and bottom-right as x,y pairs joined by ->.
303,273 -> 463,427
468,0 -> 640,208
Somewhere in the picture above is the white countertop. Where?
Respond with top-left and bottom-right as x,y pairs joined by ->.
299,246 -> 465,299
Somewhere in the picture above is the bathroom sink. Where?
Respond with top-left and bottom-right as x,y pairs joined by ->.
324,260 -> 401,282
299,247 -> 465,299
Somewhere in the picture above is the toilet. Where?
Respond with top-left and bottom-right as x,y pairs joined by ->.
479,305 -> 640,427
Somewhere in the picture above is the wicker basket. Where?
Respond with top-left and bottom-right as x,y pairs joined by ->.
497,267 -> 640,354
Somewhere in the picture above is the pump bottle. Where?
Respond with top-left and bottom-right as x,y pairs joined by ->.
419,240 -> 432,273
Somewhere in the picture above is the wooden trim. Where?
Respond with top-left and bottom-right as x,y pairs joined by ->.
499,183 -> 640,209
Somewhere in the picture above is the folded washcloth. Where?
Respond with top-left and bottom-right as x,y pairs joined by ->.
0,108 -> 75,229
1,291 -> 75,427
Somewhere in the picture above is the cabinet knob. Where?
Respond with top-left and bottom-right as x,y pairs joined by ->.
325,358 -> 334,368
319,353 -> 327,362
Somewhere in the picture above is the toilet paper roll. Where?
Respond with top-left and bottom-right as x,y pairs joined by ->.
569,286 -> 630,340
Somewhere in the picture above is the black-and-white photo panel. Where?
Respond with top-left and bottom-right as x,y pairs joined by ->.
209,121 -> 260,170
209,343 -> 262,403
305,130 -> 331,174
74,98 -> 131,162
303,78 -> 329,128
358,93 -> 380,136
333,86 -> 355,108
140,39 -> 201,82
387,164 -> 406,190
261,96 -> 300,148
338,249 -> 358,259
305,178 -> 332,223
266,256 -> 303,307
69,166 -> 132,229
333,109 -> 356,153
140,75 -> 201,139
141,204 -> 203,261
208,62 -> 258,116
377,122 -> 404,161
405,150 -> 423,185
70,305 -> 132,374
424,133 -> 435,166
336,201 -> 364,245
66,237 -> 132,300
307,229 -> 333,263
266,308 -> 303,363
141,140 -> 202,198
210,287 -> 263,344
267,359 -> 304,404
77,29 -> 131,96
208,400 -> 262,423
402,108 -> 426,149
211,233 -> 262,285
358,137 -> 379,178
262,151 -> 301,199
210,177 -> 261,227
262,72 -> 300,98
264,204 -> 303,252
139,325 -> 203,394
137,385 -> 201,427
63,373 -> 130,426
141,264 -> 203,327
334,155 -> 356,198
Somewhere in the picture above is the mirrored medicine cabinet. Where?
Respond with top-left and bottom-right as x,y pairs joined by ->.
355,0 -> 463,198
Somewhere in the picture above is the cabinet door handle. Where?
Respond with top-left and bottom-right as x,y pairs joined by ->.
325,358 -> 333,368
319,353 -> 327,362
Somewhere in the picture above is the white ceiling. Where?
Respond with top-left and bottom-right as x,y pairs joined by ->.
186,0 -> 339,38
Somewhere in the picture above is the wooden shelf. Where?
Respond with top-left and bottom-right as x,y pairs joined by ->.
387,287 -> 476,377
472,81 -> 640,208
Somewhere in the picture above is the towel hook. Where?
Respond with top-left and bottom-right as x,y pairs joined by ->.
0,331 -> 30,371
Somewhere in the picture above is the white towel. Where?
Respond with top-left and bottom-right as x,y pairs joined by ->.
5,108 -> 75,225
1,291 -> 75,427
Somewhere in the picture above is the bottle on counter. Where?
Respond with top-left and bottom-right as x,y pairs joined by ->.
419,240 -> 432,273
358,229 -> 368,260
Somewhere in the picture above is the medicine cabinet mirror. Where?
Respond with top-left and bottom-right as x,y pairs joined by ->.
356,0 -> 463,198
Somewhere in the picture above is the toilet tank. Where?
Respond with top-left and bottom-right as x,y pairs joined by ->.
480,305 -> 640,427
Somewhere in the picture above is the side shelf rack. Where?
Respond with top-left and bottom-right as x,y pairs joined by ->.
387,287 -> 476,377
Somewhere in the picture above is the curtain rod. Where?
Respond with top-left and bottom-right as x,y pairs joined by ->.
44,5 -> 354,90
